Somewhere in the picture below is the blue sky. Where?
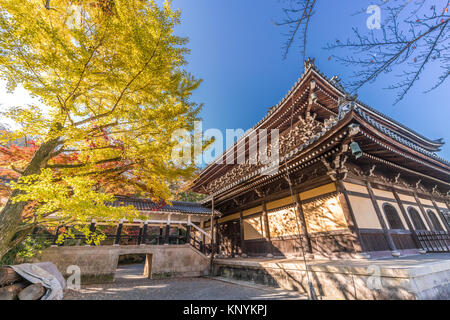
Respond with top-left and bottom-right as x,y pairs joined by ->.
0,1 -> 448,160
170,0 -> 450,160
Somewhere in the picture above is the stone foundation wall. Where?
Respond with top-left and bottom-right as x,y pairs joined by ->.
38,245 -> 209,284
214,257 -> 450,300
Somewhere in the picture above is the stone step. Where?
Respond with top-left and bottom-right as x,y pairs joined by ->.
212,276 -> 308,300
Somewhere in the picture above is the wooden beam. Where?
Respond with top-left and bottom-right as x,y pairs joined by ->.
366,181 -> 397,251
190,221 -> 211,237
142,219 -> 188,225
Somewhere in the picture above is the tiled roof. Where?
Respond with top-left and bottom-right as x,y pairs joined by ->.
110,196 -> 220,216
196,61 -> 444,181
306,62 -> 444,148
355,107 -> 450,166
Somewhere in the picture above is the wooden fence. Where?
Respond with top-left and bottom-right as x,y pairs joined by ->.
413,231 -> 450,252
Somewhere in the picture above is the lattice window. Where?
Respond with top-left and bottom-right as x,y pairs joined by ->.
383,203 -> 404,230
427,210 -> 444,232
408,207 -> 427,230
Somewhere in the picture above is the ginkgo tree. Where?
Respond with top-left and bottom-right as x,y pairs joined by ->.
0,0 -> 204,258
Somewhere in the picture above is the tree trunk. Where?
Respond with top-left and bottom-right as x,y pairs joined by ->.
0,138 -> 61,259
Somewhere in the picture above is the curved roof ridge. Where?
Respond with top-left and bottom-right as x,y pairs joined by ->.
355,108 -> 450,166
306,61 -> 444,148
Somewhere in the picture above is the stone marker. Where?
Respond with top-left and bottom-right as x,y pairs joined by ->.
18,283 -> 46,300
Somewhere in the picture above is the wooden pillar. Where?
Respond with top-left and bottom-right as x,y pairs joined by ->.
262,201 -> 273,254
366,181 -> 397,251
336,180 -> 363,253
200,220 -> 205,252
239,210 -> 245,254
52,225 -> 61,246
414,193 -> 434,231
114,221 -> 123,245
141,222 -> 148,245
209,196 -> 215,276
392,188 -> 421,248
87,219 -> 97,246
186,216 -> 192,244
89,219 -> 96,233
164,214 -> 171,245
159,225 -> 163,245
232,221 -> 238,257
294,193 -> 312,253
431,198 -> 450,232
137,224 -> 143,245
215,217 -> 220,254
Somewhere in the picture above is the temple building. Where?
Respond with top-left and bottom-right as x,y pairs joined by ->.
191,59 -> 450,259
41,195 -> 218,256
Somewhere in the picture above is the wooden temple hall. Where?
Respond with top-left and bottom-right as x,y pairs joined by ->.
191,59 -> 450,259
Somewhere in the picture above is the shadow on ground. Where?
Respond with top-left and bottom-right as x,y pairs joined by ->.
63,264 -> 306,300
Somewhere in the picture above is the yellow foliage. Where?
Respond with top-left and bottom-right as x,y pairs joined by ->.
0,0 -> 205,244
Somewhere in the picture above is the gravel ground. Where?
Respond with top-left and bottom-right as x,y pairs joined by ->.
64,264 -> 306,300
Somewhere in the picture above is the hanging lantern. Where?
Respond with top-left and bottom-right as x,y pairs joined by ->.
349,141 -> 362,159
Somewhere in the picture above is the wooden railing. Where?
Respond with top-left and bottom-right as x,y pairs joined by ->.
359,228 -> 417,252
37,222 -> 214,255
413,231 -> 450,252
189,230 -> 213,255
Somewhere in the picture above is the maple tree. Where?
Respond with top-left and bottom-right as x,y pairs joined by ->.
0,0 -> 203,258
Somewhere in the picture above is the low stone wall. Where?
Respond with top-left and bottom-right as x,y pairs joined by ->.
214,256 -> 450,300
38,245 -> 209,284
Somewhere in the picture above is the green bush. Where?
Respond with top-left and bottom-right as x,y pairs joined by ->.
0,235 -> 51,266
